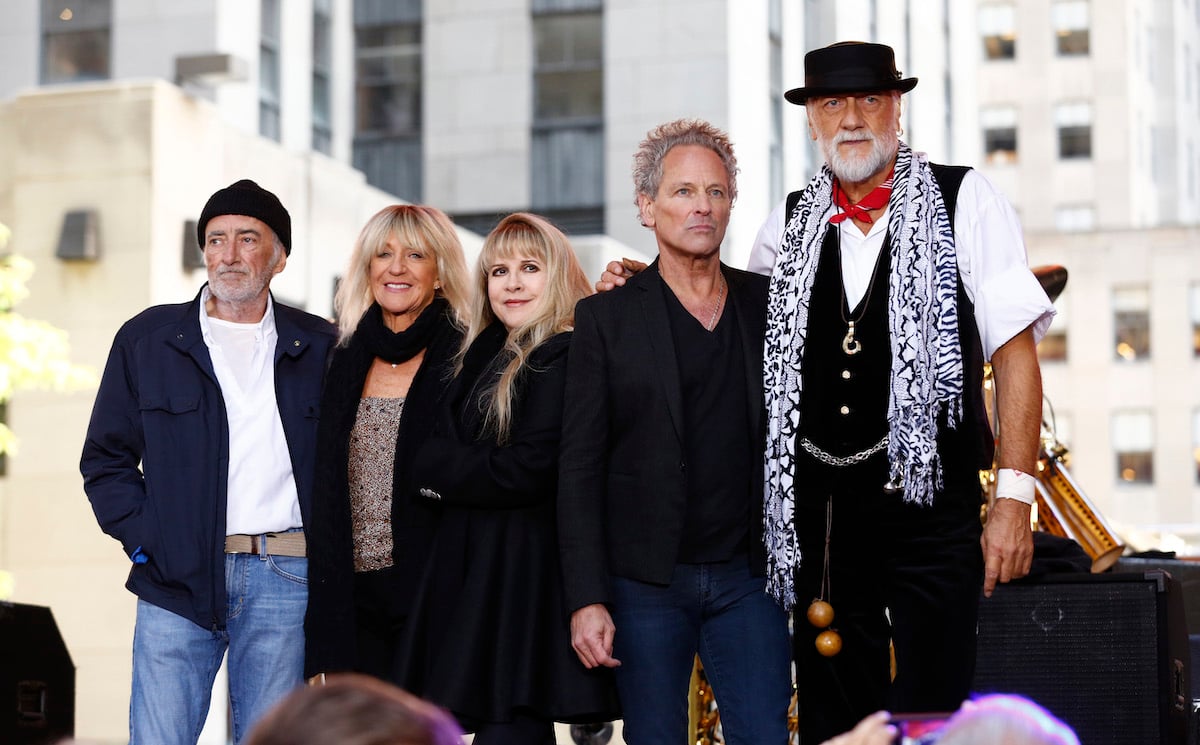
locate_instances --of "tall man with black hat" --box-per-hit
[752,42,1055,741]
[81,180,337,744]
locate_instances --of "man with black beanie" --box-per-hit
[81,180,337,744]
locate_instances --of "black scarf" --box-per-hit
[357,297,451,366]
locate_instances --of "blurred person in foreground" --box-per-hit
[400,213,619,743]
[81,180,335,743]
[245,673,464,745]
[305,205,471,685]
[820,694,1079,745]
[559,119,792,744]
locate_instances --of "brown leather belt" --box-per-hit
[224,532,306,558]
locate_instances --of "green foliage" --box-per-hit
[0,222,97,455]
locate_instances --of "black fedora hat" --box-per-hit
[784,41,917,105]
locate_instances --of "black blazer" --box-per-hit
[558,261,770,614]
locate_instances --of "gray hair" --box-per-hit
[631,119,738,225]
[937,695,1080,745]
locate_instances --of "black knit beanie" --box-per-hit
[196,179,292,255]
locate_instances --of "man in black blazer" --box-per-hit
[558,119,792,745]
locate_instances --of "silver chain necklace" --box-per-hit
[705,274,727,331]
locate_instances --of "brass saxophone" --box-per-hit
[981,361,1124,573]
[1033,423,1125,572]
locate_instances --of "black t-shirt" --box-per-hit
[662,276,752,563]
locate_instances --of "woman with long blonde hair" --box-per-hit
[305,204,471,687]
[400,213,619,744]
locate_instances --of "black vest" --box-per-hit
[789,165,993,499]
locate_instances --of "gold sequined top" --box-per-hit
[347,396,405,572]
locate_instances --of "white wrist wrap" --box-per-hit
[995,468,1036,506]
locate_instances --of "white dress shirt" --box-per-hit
[199,288,303,536]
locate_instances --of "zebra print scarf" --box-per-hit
[762,143,964,609]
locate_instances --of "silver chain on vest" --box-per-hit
[798,434,889,467]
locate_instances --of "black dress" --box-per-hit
[400,323,620,726]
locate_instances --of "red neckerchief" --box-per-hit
[829,169,895,224]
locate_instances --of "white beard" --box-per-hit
[820,129,898,184]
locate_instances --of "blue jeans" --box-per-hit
[610,556,792,745]
[130,551,308,745]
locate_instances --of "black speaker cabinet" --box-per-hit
[1116,558,1200,637]
[0,602,75,744]
[974,571,1189,745]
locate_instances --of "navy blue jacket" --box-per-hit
[80,287,336,631]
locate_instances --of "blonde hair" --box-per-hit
[463,213,592,443]
[334,205,471,345]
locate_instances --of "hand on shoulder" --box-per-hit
[595,258,648,293]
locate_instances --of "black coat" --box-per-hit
[303,304,462,678]
[398,323,620,725]
[557,262,770,614]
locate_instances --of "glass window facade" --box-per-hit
[1112,410,1154,485]
[353,2,423,201]
[980,5,1016,60]
[531,2,604,231]
[982,106,1018,165]
[1113,285,1150,362]
[260,0,282,142]
[1053,0,1090,56]
[1055,101,1092,159]
[40,0,111,84]
[312,0,333,154]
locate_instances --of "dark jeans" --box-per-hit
[610,555,792,745]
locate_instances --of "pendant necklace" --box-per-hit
[837,223,884,356]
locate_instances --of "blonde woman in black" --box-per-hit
[305,205,470,685]
[401,213,619,744]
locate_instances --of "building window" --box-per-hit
[40,0,111,84]
[1186,44,1193,105]
[1189,142,1196,201]
[1055,102,1092,159]
[980,4,1016,60]
[1037,294,1067,361]
[1054,205,1094,232]
[1053,0,1089,56]
[260,0,282,142]
[1193,409,1200,484]
[1113,285,1150,361]
[312,0,333,155]
[1112,410,1154,484]
[1190,283,1200,357]
[531,0,604,232]
[353,1,423,201]
[981,106,1018,165]
[768,0,784,206]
